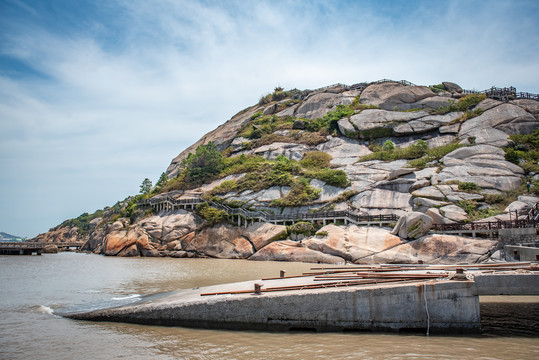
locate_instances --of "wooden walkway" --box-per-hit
[0,241,86,255]
[138,195,539,238]
[137,196,398,227]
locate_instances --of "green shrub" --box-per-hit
[300,151,332,168]
[305,168,350,188]
[288,221,316,235]
[458,182,479,191]
[382,140,395,152]
[360,139,429,162]
[315,231,328,237]
[196,203,229,225]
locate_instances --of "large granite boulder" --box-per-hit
[138,210,200,244]
[359,82,436,110]
[295,91,355,119]
[302,224,403,262]
[342,109,428,137]
[363,234,496,264]
[103,228,160,257]
[459,103,538,146]
[179,222,287,258]
[182,224,255,259]
[433,145,524,192]
[249,240,345,264]
[391,212,433,239]
[42,244,59,253]
[510,99,539,120]
[442,82,463,93]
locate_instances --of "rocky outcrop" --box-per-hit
[42,244,58,253]
[359,82,436,110]
[249,240,346,264]
[391,212,433,239]
[295,91,356,119]
[302,224,403,262]
[363,234,496,264]
[32,225,88,244]
[433,145,525,191]
[459,103,537,147]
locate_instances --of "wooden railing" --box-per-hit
[433,202,539,233]
[0,242,85,249]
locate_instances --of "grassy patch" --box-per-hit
[430,93,486,115]
[360,140,428,162]
[406,142,465,169]
[457,200,503,221]
[271,178,321,207]
[505,129,539,174]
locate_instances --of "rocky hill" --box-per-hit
[33,80,539,264]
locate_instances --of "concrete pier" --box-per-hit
[65,277,481,334]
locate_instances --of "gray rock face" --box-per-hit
[391,211,433,239]
[439,204,468,222]
[310,179,347,202]
[316,136,371,166]
[442,82,463,93]
[352,189,412,211]
[359,82,436,110]
[245,142,312,161]
[425,208,455,224]
[510,99,539,120]
[394,96,454,111]
[393,113,463,135]
[295,92,354,119]
[433,145,524,191]
[346,109,428,135]
[459,103,538,146]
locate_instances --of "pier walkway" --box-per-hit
[0,242,85,255]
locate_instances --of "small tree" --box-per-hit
[139,178,152,195]
[155,172,169,190]
[182,142,225,185]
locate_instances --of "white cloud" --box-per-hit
[1,0,538,236]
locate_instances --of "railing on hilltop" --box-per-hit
[433,203,539,233]
[312,79,538,102]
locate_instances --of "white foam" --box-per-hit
[111,294,141,301]
[37,305,54,314]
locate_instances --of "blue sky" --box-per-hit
[1,0,538,237]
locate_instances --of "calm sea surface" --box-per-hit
[1,252,538,360]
